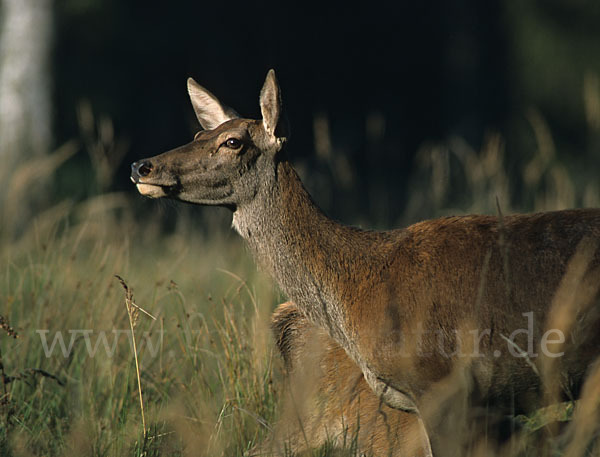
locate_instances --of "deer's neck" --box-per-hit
[232,160,377,347]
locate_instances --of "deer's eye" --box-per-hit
[223,138,242,150]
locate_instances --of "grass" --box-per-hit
[0,200,283,456]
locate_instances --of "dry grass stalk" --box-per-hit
[115,275,156,438]
[2,140,78,239]
[563,359,600,457]
[78,100,129,192]
[540,238,599,407]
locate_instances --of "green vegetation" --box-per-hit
[0,192,282,456]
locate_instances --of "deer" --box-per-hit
[131,70,600,456]
[268,300,430,456]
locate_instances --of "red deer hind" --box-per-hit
[131,70,600,456]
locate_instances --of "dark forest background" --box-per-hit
[12,0,600,226]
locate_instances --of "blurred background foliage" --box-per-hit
[2,0,599,231]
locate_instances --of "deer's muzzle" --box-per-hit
[130,159,179,198]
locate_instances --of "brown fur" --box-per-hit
[269,301,429,456]
[132,70,600,455]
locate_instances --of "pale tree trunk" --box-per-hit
[0,0,53,226]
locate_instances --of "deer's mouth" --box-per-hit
[131,174,182,199]
[136,183,168,198]
[134,180,182,198]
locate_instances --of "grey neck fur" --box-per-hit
[232,160,363,353]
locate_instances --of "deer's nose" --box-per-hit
[131,160,153,183]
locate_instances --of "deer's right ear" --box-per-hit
[260,69,287,144]
[187,78,238,130]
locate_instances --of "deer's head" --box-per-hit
[131,70,287,209]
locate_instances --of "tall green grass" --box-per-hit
[0,192,285,456]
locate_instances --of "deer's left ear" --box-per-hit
[259,69,287,143]
[188,78,239,130]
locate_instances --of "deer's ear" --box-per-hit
[259,69,286,141]
[187,78,238,130]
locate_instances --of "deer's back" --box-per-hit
[351,209,600,409]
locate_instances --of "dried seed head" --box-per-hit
[0,316,18,339]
